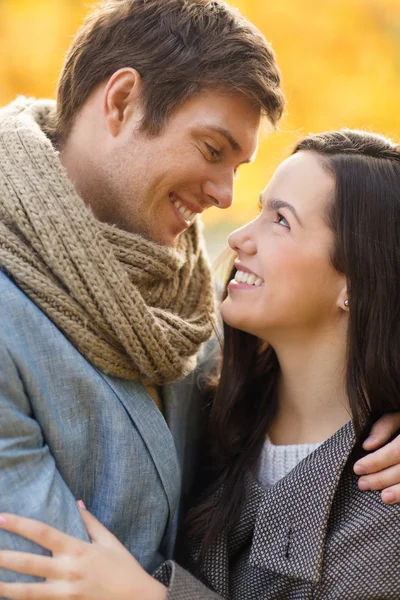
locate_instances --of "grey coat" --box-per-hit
[156,421,400,599]
[0,270,213,582]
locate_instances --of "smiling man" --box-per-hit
[0,0,284,582]
[64,86,261,246]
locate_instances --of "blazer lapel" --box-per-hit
[101,375,181,532]
[249,421,355,583]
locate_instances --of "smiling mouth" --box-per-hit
[169,193,197,225]
[233,269,264,287]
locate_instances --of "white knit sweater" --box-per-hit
[258,437,323,488]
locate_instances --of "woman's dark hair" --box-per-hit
[185,129,400,565]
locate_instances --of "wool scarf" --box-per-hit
[0,97,216,384]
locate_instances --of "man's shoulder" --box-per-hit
[0,270,39,318]
[0,271,61,350]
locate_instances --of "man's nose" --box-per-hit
[203,175,234,209]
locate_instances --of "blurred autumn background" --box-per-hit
[1,0,400,258]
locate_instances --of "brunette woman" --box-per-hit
[1,129,400,599]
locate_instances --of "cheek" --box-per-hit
[270,251,343,329]
[258,244,300,292]
[153,154,206,192]
[264,243,333,294]
[221,255,340,336]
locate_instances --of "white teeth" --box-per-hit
[234,270,264,286]
[235,270,243,283]
[171,196,196,222]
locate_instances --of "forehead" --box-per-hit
[262,151,335,216]
[169,89,261,157]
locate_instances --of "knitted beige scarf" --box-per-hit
[0,97,216,384]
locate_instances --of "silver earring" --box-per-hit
[344,299,349,308]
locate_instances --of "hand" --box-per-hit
[354,413,400,504]
[0,504,167,600]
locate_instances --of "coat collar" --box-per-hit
[197,421,355,595]
[249,421,355,584]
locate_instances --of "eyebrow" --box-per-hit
[261,195,303,226]
[207,125,242,153]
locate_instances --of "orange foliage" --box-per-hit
[0,0,399,228]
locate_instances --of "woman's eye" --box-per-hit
[205,143,221,161]
[273,213,290,229]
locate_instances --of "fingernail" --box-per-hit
[358,479,371,491]
[77,500,86,510]
[354,463,366,475]
[0,516,7,525]
[364,435,377,446]
[382,491,395,504]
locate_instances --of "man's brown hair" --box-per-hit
[53,0,285,142]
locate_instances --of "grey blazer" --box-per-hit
[156,421,400,599]
[0,271,213,582]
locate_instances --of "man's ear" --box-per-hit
[337,284,349,312]
[103,68,143,137]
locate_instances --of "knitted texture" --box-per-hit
[0,97,216,384]
[258,438,323,488]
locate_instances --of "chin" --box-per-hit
[221,302,245,331]
[166,235,180,248]
[148,222,183,247]
[132,225,178,247]
[156,233,179,247]
[220,302,263,337]
[222,318,260,338]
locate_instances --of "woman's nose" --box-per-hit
[228,223,257,255]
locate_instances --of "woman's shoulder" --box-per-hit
[319,463,400,597]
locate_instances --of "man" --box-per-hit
[0,0,284,580]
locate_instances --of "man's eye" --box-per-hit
[273,213,290,229]
[205,143,221,160]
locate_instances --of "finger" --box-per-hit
[381,484,400,505]
[363,413,400,450]
[0,550,64,579]
[0,514,85,555]
[354,434,400,475]
[358,464,400,492]
[0,581,64,600]
[78,506,123,549]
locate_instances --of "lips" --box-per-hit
[232,262,265,287]
[169,193,198,224]
[234,269,264,286]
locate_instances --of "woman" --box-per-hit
[1,129,400,599]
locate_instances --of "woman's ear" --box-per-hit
[103,68,144,137]
[337,285,349,312]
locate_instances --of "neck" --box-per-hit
[58,100,111,224]
[60,130,101,208]
[59,134,88,200]
[268,321,350,445]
